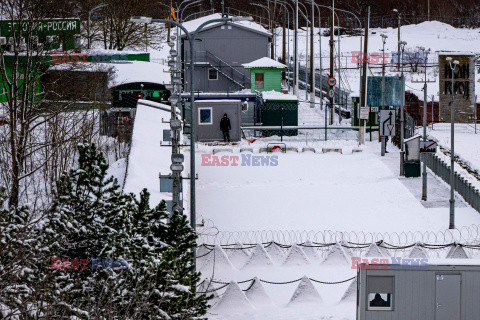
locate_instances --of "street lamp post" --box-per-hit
[87,3,107,49]
[393,9,401,71]
[420,46,430,201]
[446,56,459,229]
[399,40,407,175]
[251,3,274,59]
[380,34,388,156]
[130,15,252,267]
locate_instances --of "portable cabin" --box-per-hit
[195,100,242,142]
[357,260,480,320]
[242,57,286,93]
[258,91,298,136]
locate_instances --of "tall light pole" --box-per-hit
[309,0,315,108]
[294,0,299,95]
[275,1,292,89]
[87,3,107,49]
[380,34,387,156]
[251,3,275,58]
[446,56,459,229]
[130,15,252,268]
[399,40,407,175]
[329,0,335,125]
[295,1,310,100]
[393,9,401,71]
[251,3,274,58]
[306,0,324,110]
[420,46,430,201]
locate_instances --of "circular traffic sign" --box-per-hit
[328,77,336,87]
[328,89,335,99]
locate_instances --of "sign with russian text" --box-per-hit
[0,19,80,37]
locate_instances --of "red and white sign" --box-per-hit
[328,89,335,99]
[328,77,336,87]
[420,140,437,153]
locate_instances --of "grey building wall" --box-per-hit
[195,100,242,142]
[358,264,480,320]
[183,23,270,92]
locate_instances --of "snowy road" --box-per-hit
[191,141,480,234]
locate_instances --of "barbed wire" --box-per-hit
[198,225,480,247]
[198,275,357,294]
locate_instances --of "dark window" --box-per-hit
[367,276,394,311]
[199,108,212,125]
[255,73,264,89]
[208,68,218,80]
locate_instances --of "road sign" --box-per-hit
[328,77,336,87]
[420,140,437,153]
[379,110,396,136]
[371,107,379,113]
[360,107,369,120]
[328,89,335,99]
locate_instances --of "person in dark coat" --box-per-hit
[370,293,388,307]
[220,113,231,142]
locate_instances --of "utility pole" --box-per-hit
[359,3,370,144]
[309,0,315,108]
[329,0,334,125]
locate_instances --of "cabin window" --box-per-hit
[208,68,218,80]
[198,107,212,125]
[255,73,264,89]
[367,276,394,311]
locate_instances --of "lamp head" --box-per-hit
[453,60,460,65]
[446,57,452,62]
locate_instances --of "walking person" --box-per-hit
[220,113,231,142]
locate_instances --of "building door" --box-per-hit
[435,274,461,320]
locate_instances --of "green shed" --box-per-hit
[259,91,298,137]
[243,57,286,93]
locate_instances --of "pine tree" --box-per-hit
[160,211,211,319]
[0,187,47,318]
[42,142,137,318]
[38,142,209,319]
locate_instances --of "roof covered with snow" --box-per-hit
[181,13,271,37]
[243,57,287,69]
[437,52,476,56]
[49,60,170,88]
[261,91,298,101]
[110,61,170,88]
